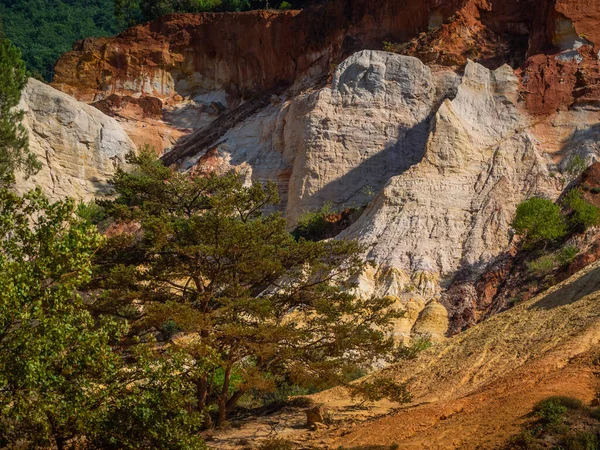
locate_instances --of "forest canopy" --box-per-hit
[0,0,123,80]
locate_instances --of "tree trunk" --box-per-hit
[216,365,232,427]
[55,437,67,450]
[226,389,245,411]
[195,376,208,411]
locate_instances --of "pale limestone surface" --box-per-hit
[19,52,582,339]
[16,79,136,201]
[342,60,560,301]
[175,53,568,339]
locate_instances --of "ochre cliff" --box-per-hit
[51,0,600,152]
[31,0,600,337]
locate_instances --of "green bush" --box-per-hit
[0,0,123,80]
[279,1,292,8]
[349,376,412,406]
[566,154,588,177]
[563,189,600,230]
[535,398,568,426]
[395,336,432,360]
[589,407,600,421]
[513,197,567,248]
[507,430,542,450]
[292,202,334,241]
[543,396,586,411]
[557,246,580,267]
[76,201,108,225]
[562,431,599,450]
[526,255,556,276]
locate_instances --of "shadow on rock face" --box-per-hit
[529,265,600,311]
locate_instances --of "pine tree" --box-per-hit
[91,150,401,426]
[0,37,40,186]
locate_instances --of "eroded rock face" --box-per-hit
[159,53,558,339]
[16,79,136,201]
[41,0,600,336]
[341,60,558,298]
[284,51,452,225]
[50,0,594,153]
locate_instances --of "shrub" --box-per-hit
[566,154,588,177]
[543,396,586,411]
[395,336,433,360]
[382,41,407,54]
[279,1,292,8]
[507,296,523,306]
[513,197,567,248]
[76,201,108,225]
[535,398,568,426]
[590,407,600,421]
[562,430,599,450]
[253,381,315,409]
[563,189,600,230]
[557,246,580,267]
[507,430,542,449]
[526,255,556,276]
[160,318,182,339]
[292,203,365,241]
[292,202,334,241]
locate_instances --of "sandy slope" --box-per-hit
[210,261,600,449]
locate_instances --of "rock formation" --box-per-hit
[50,0,600,153]
[16,79,136,201]
[28,0,600,336]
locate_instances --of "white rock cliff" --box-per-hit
[16,79,136,201]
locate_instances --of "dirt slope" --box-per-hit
[211,260,600,449]
[333,260,600,448]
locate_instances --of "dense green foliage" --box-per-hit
[512,197,567,248]
[0,0,326,79]
[0,189,204,449]
[292,203,365,242]
[0,47,203,448]
[91,150,400,426]
[0,0,123,80]
[563,188,600,230]
[348,375,412,406]
[508,396,600,450]
[0,37,39,185]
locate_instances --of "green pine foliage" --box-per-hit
[563,189,600,230]
[0,0,123,80]
[0,37,40,185]
[90,150,402,426]
[512,197,567,248]
[116,0,316,25]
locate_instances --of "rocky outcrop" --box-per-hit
[50,0,600,153]
[39,0,600,335]
[130,49,598,339]
[16,79,136,201]
[51,2,453,152]
[155,52,565,339]
[345,59,559,291]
